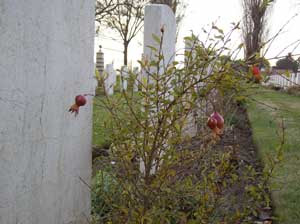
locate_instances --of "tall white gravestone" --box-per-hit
[140,4,176,174]
[144,4,176,71]
[0,1,94,223]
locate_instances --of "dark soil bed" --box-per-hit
[171,104,273,223]
[214,105,272,222]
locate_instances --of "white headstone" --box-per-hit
[121,66,129,91]
[105,64,116,95]
[140,4,176,174]
[0,1,94,223]
[144,4,176,73]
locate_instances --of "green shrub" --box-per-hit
[92,28,281,223]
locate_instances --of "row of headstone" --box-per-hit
[267,73,300,88]
[103,64,142,95]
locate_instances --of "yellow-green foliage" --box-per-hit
[92,28,278,223]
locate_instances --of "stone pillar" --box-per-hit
[0,1,94,223]
[144,4,176,73]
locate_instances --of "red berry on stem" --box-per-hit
[75,95,86,107]
[252,66,260,76]
[211,112,224,129]
[69,95,87,116]
[207,117,217,130]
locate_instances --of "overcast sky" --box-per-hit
[95,0,300,68]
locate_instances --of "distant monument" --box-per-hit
[96,45,104,75]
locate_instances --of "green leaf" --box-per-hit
[152,34,161,44]
[146,45,157,52]
[284,70,291,78]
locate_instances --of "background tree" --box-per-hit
[150,0,183,14]
[241,0,275,61]
[95,0,187,65]
[97,0,146,65]
[95,0,119,24]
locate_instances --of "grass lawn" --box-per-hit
[247,87,300,223]
[92,93,113,148]
[92,90,138,148]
